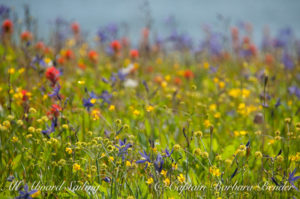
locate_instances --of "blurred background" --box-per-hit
[1,0,300,46]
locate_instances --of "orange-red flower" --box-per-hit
[45,66,60,86]
[110,40,121,52]
[20,31,33,42]
[2,19,13,34]
[88,50,98,63]
[35,41,45,51]
[183,70,194,79]
[174,77,182,85]
[21,90,29,102]
[64,49,74,60]
[130,49,139,59]
[49,104,62,118]
[71,22,80,34]
[265,53,274,65]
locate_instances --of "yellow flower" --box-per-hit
[31,190,41,198]
[203,61,210,69]
[204,120,211,128]
[146,177,154,185]
[77,80,85,85]
[194,131,203,138]
[126,161,131,167]
[209,104,216,111]
[8,68,15,74]
[73,163,81,171]
[163,178,170,186]
[161,81,167,88]
[214,112,221,118]
[177,174,185,183]
[146,105,154,112]
[194,148,201,156]
[173,144,181,151]
[133,109,140,116]
[219,81,225,89]
[109,156,114,161]
[161,170,167,177]
[90,98,97,104]
[255,151,262,158]
[91,109,101,120]
[66,147,73,154]
[172,163,178,170]
[28,126,35,133]
[12,136,18,143]
[109,105,115,111]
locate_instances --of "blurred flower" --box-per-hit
[2,19,13,34]
[15,184,37,199]
[45,66,60,87]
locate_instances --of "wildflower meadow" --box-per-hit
[0,2,299,199]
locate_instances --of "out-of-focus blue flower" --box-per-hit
[83,98,94,111]
[97,23,118,43]
[136,150,151,168]
[103,177,111,183]
[15,184,37,199]
[49,84,61,100]
[99,90,112,104]
[154,154,164,173]
[274,28,293,49]
[116,139,132,161]
[288,168,300,191]
[288,86,300,100]
[163,148,173,158]
[282,53,294,70]
[0,5,10,18]
[42,118,57,138]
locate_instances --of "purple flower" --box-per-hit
[48,84,61,100]
[99,90,112,104]
[15,184,37,199]
[136,150,151,168]
[288,168,300,191]
[288,86,300,100]
[42,118,57,138]
[282,53,294,70]
[154,154,164,173]
[116,139,132,161]
[163,148,173,158]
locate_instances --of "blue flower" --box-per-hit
[82,98,94,112]
[99,90,112,104]
[154,154,164,173]
[288,168,300,191]
[48,84,61,100]
[42,118,57,138]
[15,184,37,199]
[163,148,173,158]
[116,139,132,161]
[136,150,151,168]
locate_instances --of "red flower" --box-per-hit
[49,104,62,118]
[21,90,29,102]
[174,77,182,85]
[265,53,274,65]
[130,49,139,59]
[2,19,13,34]
[45,66,60,86]
[88,50,98,62]
[20,31,33,42]
[35,41,45,51]
[57,57,65,65]
[64,49,74,60]
[110,40,121,52]
[71,22,80,34]
[249,44,257,56]
[183,70,194,79]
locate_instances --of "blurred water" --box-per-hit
[1,0,300,46]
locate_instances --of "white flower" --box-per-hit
[124,79,138,88]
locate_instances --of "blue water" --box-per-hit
[1,0,300,45]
